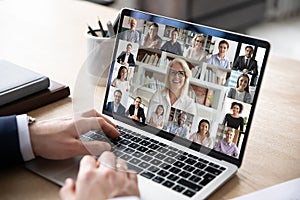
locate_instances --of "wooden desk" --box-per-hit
[0,1,299,199]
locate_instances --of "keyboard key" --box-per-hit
[140,171,155,179]
[144,149,156,156]
[120,139,131,145]
[137,146,148,152]
[194,169,205,177]
[178,178,202,191]
[131,137,142,143]
[179,171,191,178]
[158,142,167,147]
[172,185,185,193]
[169,167,181,174]
[164,157,176,164]
[208,162,220,168]
[189,175,201,183]
[148,144,160,150]
[123,148,135,154]
[177,150,184,154]
[167,174,179,182]
[205,166,222,176]
[129,158,141,165]
[189,154,198,160]
[127,162,143,173]
[128,143,140,149]
[183,165,195,172]
[175,155,187,161]
[153,176,164,183]
[140,135,148,140]
[122,134,133,140]
[156,153,166,160]
[115,144,126,151]
[199,173,216,186]
[141,155,152,162]
[131,132,141,137]
[185,158,197,165]
[158,170,169,177]
[166,150,177,157]
[157,147,168,153]
[183,189,196,197]
[148,165,160,173]
[149,139,159,144]
[120,154,132,161]
[220,166,226,171]
[150,159,162,166]
[159,163,171,170]
[114,151,124,157]
[168,146,178,152]
[194,162,206,169]
[162,180,175,188]
[132,151,143,158]
[173,161,185,168]
[139,140,151,146]
[199,158,209,164]
[138,162,150,169]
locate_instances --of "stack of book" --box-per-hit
[0,60,70,116]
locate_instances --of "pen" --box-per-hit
[106,20,115,37]
[87,24,97,37]
[97,16,105,37]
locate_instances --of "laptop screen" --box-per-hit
[103,8,270,167]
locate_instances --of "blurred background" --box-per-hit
[88,0,300,61]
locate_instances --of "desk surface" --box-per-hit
[0,0,300,199]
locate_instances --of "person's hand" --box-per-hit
[120,61,129,67]
[242,69,249,73]
[131,115,139,122]
[60,152,140,200]
[29,109,120,160]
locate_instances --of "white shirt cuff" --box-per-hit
[16,114,35,161]
[109,196,140,200]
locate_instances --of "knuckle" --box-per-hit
[80,169,96,182]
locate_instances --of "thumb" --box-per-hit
[60,178,75,200]
[81,141,111,156]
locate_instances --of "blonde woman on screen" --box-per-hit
[184,34,207,62]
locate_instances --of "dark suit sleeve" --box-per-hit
[126,104,133,116]
[0,115,24,166]
[139,108,146,124]
[106,102,112,112]
[232,56,242,70]
[119,105,126,115]
[128,54,135,66]
[249,59,258,75]
[117,52,125,64]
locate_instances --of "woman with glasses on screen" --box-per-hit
[147,58,196,129]
[183,34,208,62]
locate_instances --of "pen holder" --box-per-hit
[85,29,110,86]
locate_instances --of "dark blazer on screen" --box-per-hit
[126,104,146,124]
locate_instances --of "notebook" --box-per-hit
[0,60,50,106]
[25,8,270,199]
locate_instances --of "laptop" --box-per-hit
[25,8,270,199]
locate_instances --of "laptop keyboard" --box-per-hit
[80,125,226,198]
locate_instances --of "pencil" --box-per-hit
[106,20,115,37]
[97,16,105,37]
[87,24,97,37]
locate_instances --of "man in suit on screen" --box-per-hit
[232,46,258,86]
